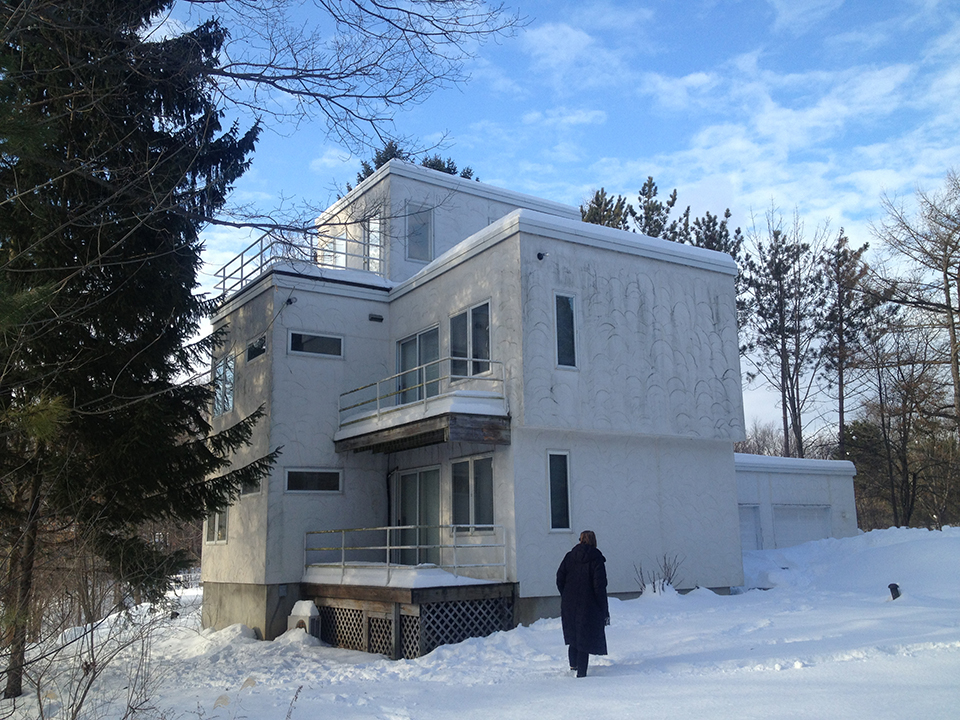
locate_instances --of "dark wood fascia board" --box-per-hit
[301,581,517,606]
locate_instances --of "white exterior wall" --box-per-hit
[512,214,746,596]
[735,453,858,550]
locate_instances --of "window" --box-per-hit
[212,354,235,416]
[548,452,570,530]
[450,302,490,376]
[452,456,494,528]
[319,233,347,267]
[397,327,439,403]
[246,335,266,362]
[286,469,341,493]
[240,477,261,496]
[289,332,342,357]
[205,511,227,543]
[555,294,577,368]
[407,207,433,262]
[363,215,383,273]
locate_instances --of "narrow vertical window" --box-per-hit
[407,207,432,261]
[548,452,570,530]
[213,354,235,416]
[363,215,382,273]
[451,456,494,529]
[450,302,490,377]
[555,294,577,368]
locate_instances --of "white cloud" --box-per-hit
[520,22,635,92]
[764,0,845,34]
[309,148,353,173]
[522,108,607,127]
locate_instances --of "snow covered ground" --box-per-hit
[6,527,959,719]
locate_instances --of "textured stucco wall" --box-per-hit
[519,232,744,439]
[201,285,274,585]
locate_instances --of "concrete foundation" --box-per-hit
[202,582,301,640]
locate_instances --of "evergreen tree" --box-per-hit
[690,209,750,332]
[744,211,826,457]
[0,1,276,696]
[819,231,875,457]
[635,177,690,242]
[580,188,634,230]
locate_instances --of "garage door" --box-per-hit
[773,504,831,549]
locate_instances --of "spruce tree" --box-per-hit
[0,0,275,696]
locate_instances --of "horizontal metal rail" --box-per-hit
[304,524,507,582]
[338,357,506,427]
[215,231,386,299]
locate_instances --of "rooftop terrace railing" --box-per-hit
[214,231,385,299]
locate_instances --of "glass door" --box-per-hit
[397,327,439,404]
[396,468,440,565]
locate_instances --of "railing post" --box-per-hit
[452,526,459,577]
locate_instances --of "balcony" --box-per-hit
[334,357,510,453]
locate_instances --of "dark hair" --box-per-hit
[579,530,597,547]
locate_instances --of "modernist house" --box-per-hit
[200,161,857,654]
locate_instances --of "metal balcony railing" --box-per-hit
[304,524,507,582]
[338,357,506,427]
[214,232,385,299]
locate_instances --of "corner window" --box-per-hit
[452,456,494,528]
[548,452,571,530]
[450,302,490,376]
[212,354,235,416]
[407,207,433,262]
[205,511,227,543]
[289,332,342,357]
[555,294,577,368]
[286,469,342,493]
[246,335,266,362]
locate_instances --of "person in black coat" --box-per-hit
[556,530,609,677]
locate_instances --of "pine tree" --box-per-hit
[580,188,635,230]
[819,231,875,457]
[0,1,275,696]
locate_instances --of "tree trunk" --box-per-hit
[4,472,43,699]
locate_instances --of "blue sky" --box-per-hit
[200,0,960,426]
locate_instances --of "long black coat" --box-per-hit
[556,543,609,655]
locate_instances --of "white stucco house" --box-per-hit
[200,161,857,655]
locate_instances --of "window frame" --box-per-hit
[205,510,228,544]
[547,451,572,531]
[451,455,495,531]
[450,301,491,378]
[554,292,578,369]
[362,214,383,273]
[406,204,433,263]
[246,335,266,362]
[287,331,343,358]
[285,468,343,494]
[212,353,235,417]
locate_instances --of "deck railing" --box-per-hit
[338,357,506,427]
[304,524,507,582]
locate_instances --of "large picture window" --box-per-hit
[450,302,490,376]
[548,452,571,530]
[452,456,494,528]
[555,294,577,368]
[212,354,235,416]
